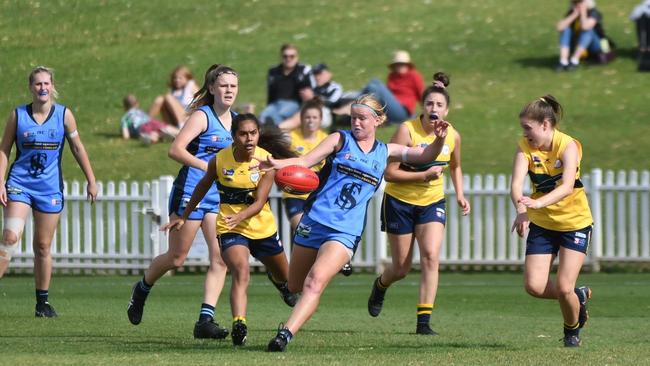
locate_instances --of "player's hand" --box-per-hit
[423,165,443,181]
[86,181,98,203]
[223,214,243,230]
[457,196,471,216]
[0,185,6,206]
[433,120,449,139]
[511,212,529,238]
[253,155,283,171]
[519,196,542,209]
[161,218,185,232]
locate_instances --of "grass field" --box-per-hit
[1,273,649,365]
[1,0,649,182]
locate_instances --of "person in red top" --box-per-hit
[362,50,424,124]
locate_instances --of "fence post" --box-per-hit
[152,176,173,260]
[590,169,602,272]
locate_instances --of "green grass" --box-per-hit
[1,273,649,365]
[1,0,648,182]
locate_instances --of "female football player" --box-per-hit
[367,72,470,335]
[510,95,592,347]
[0,66,97,317]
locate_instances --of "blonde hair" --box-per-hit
[169,65,194,89]
[352,94,387,125]
[28,66,59,100]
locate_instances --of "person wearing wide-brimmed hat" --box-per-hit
[361,50,425,124]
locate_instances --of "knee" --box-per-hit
[231,267,250,285]
[556,282,575,298]
[33,242,51,258]
[419,253,440,271]
[153,95,165,105]
[2,230,20,246]
[169,252,188,269]
[302,272,327,296]
[524,282,546,298]
[209,256,227,272]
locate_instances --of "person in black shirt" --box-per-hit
[260,44,315,126]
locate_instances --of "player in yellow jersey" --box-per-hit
[367,72,470,335]
[511,95,593,348]
[283,99,329,233]
[164,113,298,346]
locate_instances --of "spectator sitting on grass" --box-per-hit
[121,94,179,144]
[260,44,315,128]
[556,0,615,71]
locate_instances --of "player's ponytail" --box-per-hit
[189,65,238,111]
[231,114,297,159]
[421,71,450,105]
[519,94,564,127]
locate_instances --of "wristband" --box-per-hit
[401,147,409,163]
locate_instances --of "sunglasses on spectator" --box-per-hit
[282,54,297,59]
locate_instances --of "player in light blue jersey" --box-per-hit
[260,94,449,352]
[0,66,97,317]
[127,65,237,339]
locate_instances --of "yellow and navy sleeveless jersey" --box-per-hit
[215,145,277,239]
[6,104,66,195]
[283,128,328,200]
[173,106,235,202]
[304,130,388,236]
[384,119,456,206]
[518,130,593,231]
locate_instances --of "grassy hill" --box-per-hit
[1,0,648,182]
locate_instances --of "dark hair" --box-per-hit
[421,72,450,105]
[519,94,564,127]
[300,98,323,119]
[188,64,238,111]
[280,43,297,53]
[232,113,297,159]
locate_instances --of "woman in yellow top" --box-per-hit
[367,73,470,335]
[164,113,297,347]
[511,95,593,348]
[283,99,329,232]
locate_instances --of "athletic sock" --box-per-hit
[570,56,580,65]
[35,289,49,304]
[559,58,569,66]
[233,316,246,323]
[564,321,580,336]
[376,276,388,293]
[417,303,434,325]
[134,277,152,300]
[199,303,215,322]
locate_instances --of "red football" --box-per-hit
[275,165,319,194]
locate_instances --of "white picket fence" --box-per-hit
[6,169,650,274]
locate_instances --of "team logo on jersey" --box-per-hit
[335,182,362,210]
[28,153,47,177]
[442,144,450,155]
[51,198,61,206]
[554,160,563,168]
[23,131,32,138]
[296,223,312,238]
[223,168,235,176]
[372,160,381,172]
[6,186,23,194]
[296,146,305,153]
[532,155,541,163]
[250,171,260,183]
[436,207,446,219]
[343,153,357,162]
[48,129,57,139]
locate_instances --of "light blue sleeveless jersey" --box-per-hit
[172,106,235,202]
[304,130,387,236]
[6,104,66,195]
